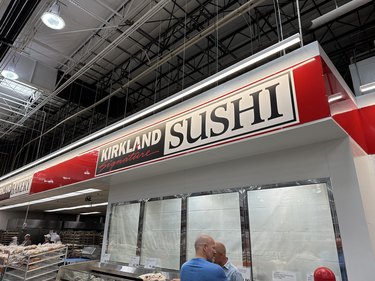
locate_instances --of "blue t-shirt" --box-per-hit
[222,261,243,281]
[180,258,227,281]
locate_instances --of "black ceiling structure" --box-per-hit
[0,1,42,62]
[0,0,374,177]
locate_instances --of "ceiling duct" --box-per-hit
[310,0,372,30]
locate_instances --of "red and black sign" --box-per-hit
[96,124,166,175]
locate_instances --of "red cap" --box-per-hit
[314,267,336,281]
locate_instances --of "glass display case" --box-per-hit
[104,179,348,281]
[57,261,180,281]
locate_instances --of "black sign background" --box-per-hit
[0,192,10,200]
[96,124,165,175]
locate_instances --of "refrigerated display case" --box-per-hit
[57,261,179,281]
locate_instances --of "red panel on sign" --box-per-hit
[360,105,375,154]
[30,150,98,194]
[322,60,357,116]
[293,56,331,123]
[333,109,368,152]
[320,58,370,153]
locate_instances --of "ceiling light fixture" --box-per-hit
[1,69,19,80]
[1,57,19,80]
[0,34,301,183]
[41,1,65,30]
[328,93,344,103]
[45,202,108,212]
[80,211,101,215]
[310,0,372,30]
[359,81,375,93]
[0,188,100,211]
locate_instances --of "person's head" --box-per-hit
[24,234,31,240]
[194,234,216,262]
[214,242,228,266]
[10,236,17,245]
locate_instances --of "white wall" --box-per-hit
[327,140,375,281]
[351,141,375,255]
[103,137,375,281]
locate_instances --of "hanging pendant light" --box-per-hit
[41,1,65,30]
[1,58,19,80]
[1,69,19,80]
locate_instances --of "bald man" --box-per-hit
[214,242,244,281]
[180,234,227,281]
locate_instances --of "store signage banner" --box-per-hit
[0,177,32,201]
[30,151,98,194]
[96,71,298,175]
[165,72,297,154]
[96,125,166,174]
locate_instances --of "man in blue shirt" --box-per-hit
[180,234,227,281]
[214,242,244,281]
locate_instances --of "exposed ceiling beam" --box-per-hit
[0,0,41,62]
